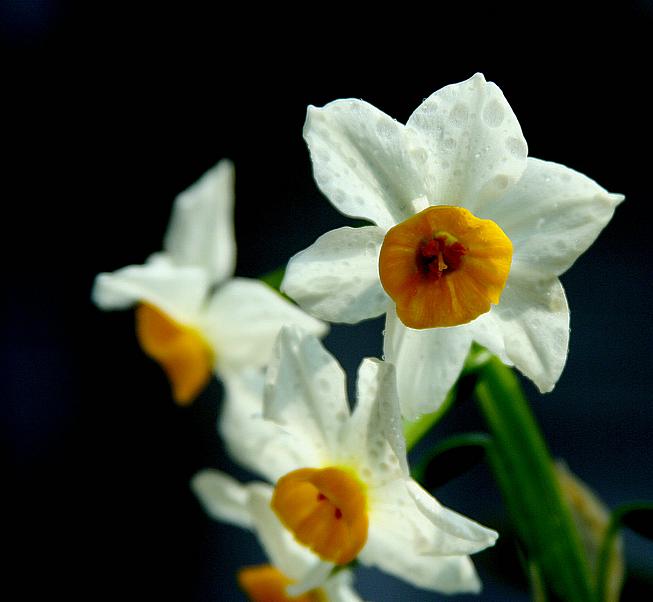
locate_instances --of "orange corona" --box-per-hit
[135,303,214,405]
[379,206,512,329]
[271,467,368,565]
[237,565,326,602]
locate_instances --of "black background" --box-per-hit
[3,2,653,600]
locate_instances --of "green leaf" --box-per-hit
[596,502,653,601]
[527,559,549,602]
[413,432,490,489]
[474,356,594,602]
[618,504,653,539]
[260,266,286,291]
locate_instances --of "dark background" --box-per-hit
[3,2,652,600]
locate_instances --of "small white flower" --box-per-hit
[282,73,624,419]
[220,325,496,595]
[192,470,363,601]
[93,160,327,404]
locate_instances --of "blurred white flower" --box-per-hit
[192,471,362,602]
[283,73,624,418]
[93,160,326,404]
[219,325,496,595]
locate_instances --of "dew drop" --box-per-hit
[493,174,510,190]
[450,103,469,127]
[411,147,428,163]
[376,118,396,138]
[505,136,527,158]
[443,137,456,150]
[482,99,505,127]
[365,241,378,256]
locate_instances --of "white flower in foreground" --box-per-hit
[282,73,624,419]
[92,160,326,404]
[220,325,496,595]
[192,470,363,602]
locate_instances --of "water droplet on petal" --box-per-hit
[482,99,505,127]
[450,103,469,127]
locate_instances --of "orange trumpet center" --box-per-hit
[135,303,214,405]
[379,206,512,329]
[271,467,368,565]
[237,565,326,602]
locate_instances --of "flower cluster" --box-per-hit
[94,74,622,600]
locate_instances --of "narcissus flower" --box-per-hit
[219,325,497,594]
[192,471,362,601]
[282,73,624,418]
[93,160,326,405]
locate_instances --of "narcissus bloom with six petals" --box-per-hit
[282,73,624,418]
[93,160,326,405]
[217,325,497,595]
[192,471,362,601]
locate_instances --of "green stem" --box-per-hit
[404,386,456,451]
[475,357,595,602]
[596,501,653,601]
[596,509,622,602]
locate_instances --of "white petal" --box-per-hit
[190,469,254,530]
[287,561,336,597]
[406,73,528,213]
[481,157,624,277]
[163,160,236,284]
[383,308,473,420]
[263,326,349,464]
[361,478,493,592]
[367,479,496,563]
[304,99,427,230]
[467,311,513,367]
[469,275,570,393]
[219,369,301,482]
[281,226,389,324]
[322,571,363,602]
[92,255,210,324]
[360,534,481,594]
[246,484,318,580]
[202,278,328,375]
[343,358,408,481]
[406,480,498,553]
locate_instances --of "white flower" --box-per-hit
[282,73,624,419]
[192,470,363,601]
[219,325,496,595]
[92,160,327,404]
